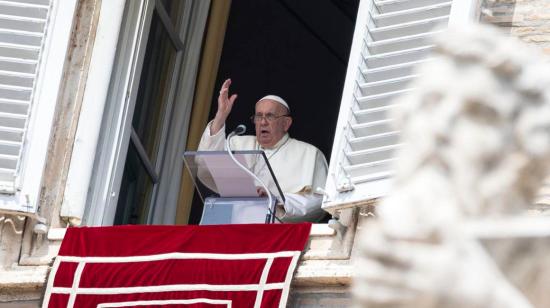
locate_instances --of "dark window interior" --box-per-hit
[209,0,359,159]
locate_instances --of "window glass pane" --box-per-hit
[131,12,177,166]
[115,142,154,225]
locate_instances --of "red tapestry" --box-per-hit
[43,223,311,308]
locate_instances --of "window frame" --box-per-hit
[77,0,153,226]
[112,1,186,225]
[81,0,211,226]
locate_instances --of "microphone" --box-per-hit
[226,124,246,140]
[233,124,246,136]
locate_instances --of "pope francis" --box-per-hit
[198,78,328,222]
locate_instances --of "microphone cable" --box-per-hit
[225,125,282,223]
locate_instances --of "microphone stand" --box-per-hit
[225,125,274,224]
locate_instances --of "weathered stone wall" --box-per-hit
[288,288,351,308]
[482,0,550,54]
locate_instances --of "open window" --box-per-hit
[80,0,211,226]
[70,0,482,228]
[186,0,361,224]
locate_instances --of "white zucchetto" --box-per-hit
[257,95,290,112]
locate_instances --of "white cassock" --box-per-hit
[198,121,328,222]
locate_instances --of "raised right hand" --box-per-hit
[211,79,238,135]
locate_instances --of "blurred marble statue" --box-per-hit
[354,24,550,308]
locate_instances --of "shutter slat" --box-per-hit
[0,98,29,114]
[0,29,43,46]
[0,126,24,142]
[359,75,416,96]
[369,16,449,41]
[357,88,413,109]
[354,105,398,125]
[345,144,400,166]
[0,153,18,169]
[344,158,396,179]
[351,119,394,137]
[0,44,40,60]
[0,15,46,33]
[362,59,429,82]
[0,58,37,73]
[0,71,34,87]
[0,111,27,128]
[364,45,434,68]
[6,0,50,5]
[0,85,31,100]
[367,30,442,54]
[375,0,450,13]
[0,139,21,155]
[372,2,452,27]
[348,171,394,185]
[0,2,49,19]
[348,131,400,151]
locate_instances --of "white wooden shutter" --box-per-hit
[323,0,481,210]
[0,0,51,194]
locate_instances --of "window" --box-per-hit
[323,0,482,211]
[186,0,359,224]
[114,5,182,224]
[80,0,211,226]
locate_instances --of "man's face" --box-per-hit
[254,100,292,148]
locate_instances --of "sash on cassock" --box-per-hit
[43,223,311,308]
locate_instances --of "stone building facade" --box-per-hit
[483,0,550,54]
[0,0,549,306]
